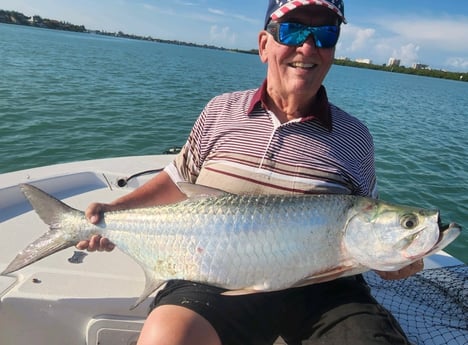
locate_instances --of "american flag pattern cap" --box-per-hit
[265,0,346,28]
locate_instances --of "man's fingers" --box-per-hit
[98,237,115,252]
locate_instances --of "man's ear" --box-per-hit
[258,31,269,63]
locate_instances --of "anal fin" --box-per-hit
[130,269,167,310]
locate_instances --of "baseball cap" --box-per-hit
[264,0,346,28]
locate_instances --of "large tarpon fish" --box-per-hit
[1,183,461,308]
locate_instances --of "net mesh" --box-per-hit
[364,265,468,345]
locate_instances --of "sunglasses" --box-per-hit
[266,22,340,48]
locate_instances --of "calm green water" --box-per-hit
[0,23,467,263]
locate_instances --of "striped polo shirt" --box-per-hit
[166,83,377,197]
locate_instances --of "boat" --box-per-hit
[0,155,466,345]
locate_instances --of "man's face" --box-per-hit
[259,6,339,100]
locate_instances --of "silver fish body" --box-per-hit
[1,183,461,308]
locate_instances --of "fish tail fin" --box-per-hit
[20,183,80,227]
[1,184,84,275]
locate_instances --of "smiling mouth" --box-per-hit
[290,62,317,69]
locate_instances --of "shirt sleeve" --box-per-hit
[163,162,185,184]
[165,96,215,184]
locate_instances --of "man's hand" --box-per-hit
[75,202,115,252]
[76,234,115,252]
[375,259,424,280]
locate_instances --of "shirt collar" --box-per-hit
[248,79,332,131]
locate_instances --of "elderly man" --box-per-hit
[79,1,421,344]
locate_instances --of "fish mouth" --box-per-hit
[416,220,462,259]
[438,219,457,234]
[435,220,462,246]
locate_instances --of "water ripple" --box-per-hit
[0,24,466,262]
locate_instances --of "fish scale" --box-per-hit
[95,195,357,288]
[1,183,461,308]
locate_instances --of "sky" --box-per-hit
[1,0,468,72]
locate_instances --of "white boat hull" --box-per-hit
[0,155,465,345]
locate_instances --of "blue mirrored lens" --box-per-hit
[277,23,339,48]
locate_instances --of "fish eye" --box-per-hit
[401,214,419,229]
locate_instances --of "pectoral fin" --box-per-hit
[290,266,363,288]
[222,266,365,296]
[221,288,261,296]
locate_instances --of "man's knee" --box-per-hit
[137,305,221,345]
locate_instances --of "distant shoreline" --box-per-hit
[0,9,258,55]
[333,59,467,83]
[1,9,466,82]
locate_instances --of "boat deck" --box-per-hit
[0,155,465,345]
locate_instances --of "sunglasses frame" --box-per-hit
[266,22,340,49]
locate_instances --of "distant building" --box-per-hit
[355,58,372,64]
[387,58,400,67]
[412,63,430,70]
[336,56,350,61]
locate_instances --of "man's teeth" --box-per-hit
[291,62,316,68]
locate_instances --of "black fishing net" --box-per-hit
[364,265,468,345]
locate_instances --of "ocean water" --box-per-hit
[0,23,467,263]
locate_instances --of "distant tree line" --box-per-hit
[0,9,251,53]
[93,29,235,52]
[334,59,467,83]
[1,9,467,81]
[0,10,86,32]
